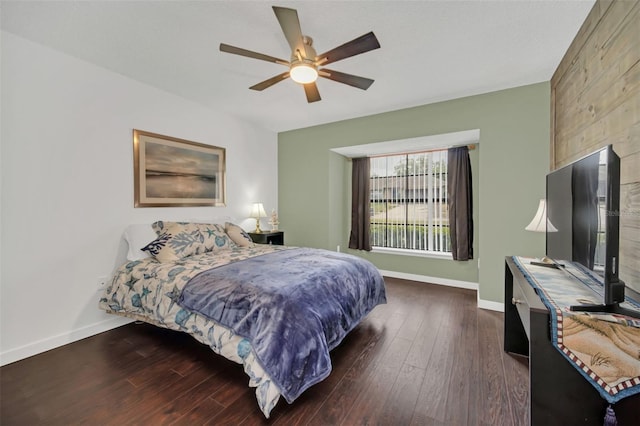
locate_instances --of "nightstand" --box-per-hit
[248,231,284,245]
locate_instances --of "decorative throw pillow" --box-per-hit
[225,222,255,247]
[144,221,235,262]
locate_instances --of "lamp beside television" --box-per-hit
[525,199,557,233]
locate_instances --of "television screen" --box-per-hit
[546,147,609,274]
[546,145,635,315]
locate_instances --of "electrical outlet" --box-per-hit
[97,275,109,291]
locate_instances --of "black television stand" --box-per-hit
[504,257,640,425]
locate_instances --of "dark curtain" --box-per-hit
[447,146,473,261]
[571,154,599,269]
[348,157,372,251]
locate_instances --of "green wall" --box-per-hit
[278,82,550,304]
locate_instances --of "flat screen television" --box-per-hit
[546,144,637,318]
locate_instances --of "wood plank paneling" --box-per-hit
[553,1,638,108]
[555,93,640,165]
[552,0,613,85]
[554,56,640,157]
[551,0,640,291]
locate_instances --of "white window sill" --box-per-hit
[371,246,453,260]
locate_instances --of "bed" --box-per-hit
[99,221,386,417]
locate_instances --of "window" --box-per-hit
[369,149,450,253]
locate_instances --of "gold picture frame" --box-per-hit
[133,130,226,207]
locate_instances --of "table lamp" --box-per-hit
[250,202,267,233]
[525,199,557,232]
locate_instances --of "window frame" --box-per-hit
[369,149,451,256]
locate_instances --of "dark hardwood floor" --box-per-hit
[0,278,529,425]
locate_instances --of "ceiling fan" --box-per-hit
[220,6,380,103]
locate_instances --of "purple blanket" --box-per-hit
[177,248,386,403]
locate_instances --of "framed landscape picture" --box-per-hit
[133,129,226,207]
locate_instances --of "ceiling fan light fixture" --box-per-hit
[290,63,318,84]
[220,6,380,102]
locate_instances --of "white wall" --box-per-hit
[0,32,278,365]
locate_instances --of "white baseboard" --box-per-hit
[0,316,133,366]
[380,269,505,312]
[379,269,478,290]
[477,298,505,312]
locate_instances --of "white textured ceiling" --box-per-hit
[1,0,595,132]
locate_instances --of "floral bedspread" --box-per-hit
[99,245,288,418]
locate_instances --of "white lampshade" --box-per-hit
[290,63,318,84]
[250,202,267,219]
[525,199,558,232]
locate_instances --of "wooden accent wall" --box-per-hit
[551,0,639,290]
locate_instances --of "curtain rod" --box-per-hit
[365,143,476,159]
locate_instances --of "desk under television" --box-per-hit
[504,256,640,426]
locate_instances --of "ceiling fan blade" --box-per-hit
[303,83,321,103]
[220,43,289,65]
[319,68,374,90]
[272,6,309,58]
[316,32,380,66]
[249,72,290,91]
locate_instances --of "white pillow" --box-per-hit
[123,224,157,261]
